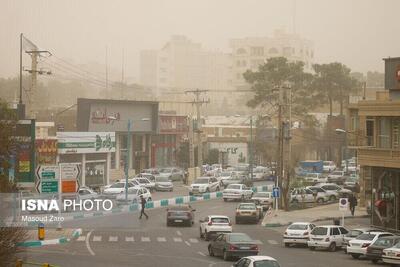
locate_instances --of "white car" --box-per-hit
[304,173,327,183]
[307,225,349,251]
[323,161,336,172]
[290,188,326,204]
[347,231,394,259]
[199,215,232,240]
[251,192,273,209]
[223,184,253,201]
[316,183,352,200]
[131,177,156,192]
[217,171,235,183]
[232,256,281,267]
[115,186,152,205]
[327,170,346,184]
[306,186,331,202]
[189,177,220,195]
[154,176,173,191]
[284,222,315,246]
[382,242,400,265]
[78,187,98,200]
[102,181,138,197]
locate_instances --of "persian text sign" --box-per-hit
[57,132,115,154]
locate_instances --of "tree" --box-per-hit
[0,99,27,265]
[312,63,361,116]
[244,57,315,116]
[366,71,384,88]
[176,142,189,169]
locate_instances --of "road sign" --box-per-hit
[41,180,59,193]
[62,180,77,193]
[272,187,280,198]
[339,198,349,211]
[60,164,80,180]
[36,165,59,180]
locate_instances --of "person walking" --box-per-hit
[349,194,358,216]
[139,195,148,219]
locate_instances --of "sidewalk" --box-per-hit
[17,228,81,247]
[262,203,368,227]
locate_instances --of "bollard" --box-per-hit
[42,264,50,267]
[16,259,23,267]
[38,222,45,241]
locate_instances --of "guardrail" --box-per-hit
[15,259,58,267]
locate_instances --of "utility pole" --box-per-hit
[105,46,109,99]
[121,48,125,99]
[249,116,254,180]
[18,33,24,119]
[276,87,284,210]
[185,89,209,169]
[188,116,195,168]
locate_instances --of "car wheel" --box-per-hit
[216,186,220,191]
[309,246,315,250]
[223,250,230,261]
[285,243,290,247]
[329,195,336,201]
[147,197,152,201]
[206,188,210,193]
[241,195,245,201]
[317,198,324,204]
[199,228,204,239]
[166,221,171,227]
[351,254,360,259]
[205,231,209,241]
[235,217,240,224]
[329,242,336,252]
[208,246,214,256]
[223,198,227,202]
[371,259,378,264]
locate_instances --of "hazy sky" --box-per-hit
[1,0,398,81]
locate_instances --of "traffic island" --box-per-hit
[17,228,82,248]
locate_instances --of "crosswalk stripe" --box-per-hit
[125,237,134,242]
[93,236,102,242]
[185,241,191,246]
[176,231,182,236]
[109,236,118,242]
[189,238,199,243]
[157,237,166,242]
[77,236,86,241]
[268,240,278,245]
[141,237,150,242]
[173,237,182,242]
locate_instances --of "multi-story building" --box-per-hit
[347,57,400,232]
[230,29,314,89]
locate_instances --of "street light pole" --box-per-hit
[250,116,253,180]
[125,119,131,201]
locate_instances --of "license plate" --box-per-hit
[241,246,250,250]
[174,220,183,222]
[388,252,396,256]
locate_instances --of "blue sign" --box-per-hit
[272,187,280,198]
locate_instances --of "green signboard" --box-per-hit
[42,171,56,179]
[41,180,58,193]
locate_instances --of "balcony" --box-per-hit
[358,147,400,168]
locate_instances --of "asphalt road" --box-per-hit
[19,194,375,267]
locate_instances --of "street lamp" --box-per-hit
[335,128,348,174]
[108,116,150,201]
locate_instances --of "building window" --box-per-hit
[378,117,391,149]
[392,119,400,149]
[250,47,264,56]
[268,48,278,54]
[366,119,375,146]
[236,48,246,55]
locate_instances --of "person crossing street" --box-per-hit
[139,195,149,219]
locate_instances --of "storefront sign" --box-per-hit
[57,132,115,154]
[36,139,57,164]
[15,120,35,184]
[159,115,188,134]
[62,180,77,193]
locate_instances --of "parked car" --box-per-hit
[366,236,400,264]
[208,233,259,261]
[232,256,280,267]
[159,167,184,181]
[220,174,246,188]
[137,173,156,182]
[154,175,173,192]
[382,241,400,265]
[141,168,160,175]
[283,222,315,247]
[342,228,382,252]
[323,161,336,172]
[306,186,331,202]
[189,177,220,195]
[327,171,346,184]
[235,202,260,224]
[252,166,271,181]
[223,184,253,202]
[216,171,235,182]
[347,231,394,259]
[290,188,326,204]
[102,181,138,198]
[115,186,152,205]
[307,225,349,251]
[78,187,98,200]
[316,183,352,200]
[199,215,232,241]
[251,192,273,210]
[166,205,196,227]
[131,177,155,192]
[304,173,327,183]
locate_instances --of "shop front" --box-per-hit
[371,167,400,232]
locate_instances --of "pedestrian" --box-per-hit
[349,194,358,216]
[139,195,148,219]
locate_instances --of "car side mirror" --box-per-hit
[192,209,196,212]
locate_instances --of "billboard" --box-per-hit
[208,142,248,166]
[57,132,116,154]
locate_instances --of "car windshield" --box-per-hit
[211,217,229,223]
[332,171,342,175]
[373,238,395,247]
[159,168,172,173]
[138,179,149,184]
[254,261,280,267]
[228,233,252,242]
[253,192,270,198]
[288,224,308,230]
[356,233,376,240]
[127,188,138,194]
[395,241,400,248]
[110,183,124,188]
[227,184,241,190]
[312,227,328,235]
[194,178,209,184]
[155,177,169,182]
[238,204,256,210]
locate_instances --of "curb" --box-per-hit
[17,228,82,248]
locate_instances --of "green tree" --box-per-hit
[312,63,361,116]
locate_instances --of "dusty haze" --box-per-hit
[1,0,398,80]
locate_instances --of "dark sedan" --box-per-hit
[366,236,400,264]
[166,205,196,227]
[208,233,259,261]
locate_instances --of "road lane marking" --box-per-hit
[109,236,118,242]
[185,241,191,246]
[157,237,166,242]
[141,237,150,242]
[85,230,95,256]
[77,236,86,242]
[267,240,278,245]
[176,231,182,236]
[189,238,199,243]
[125,237,134,242]
[93,236,102,242]
[173,237,182,242]
[197,252,206,257]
